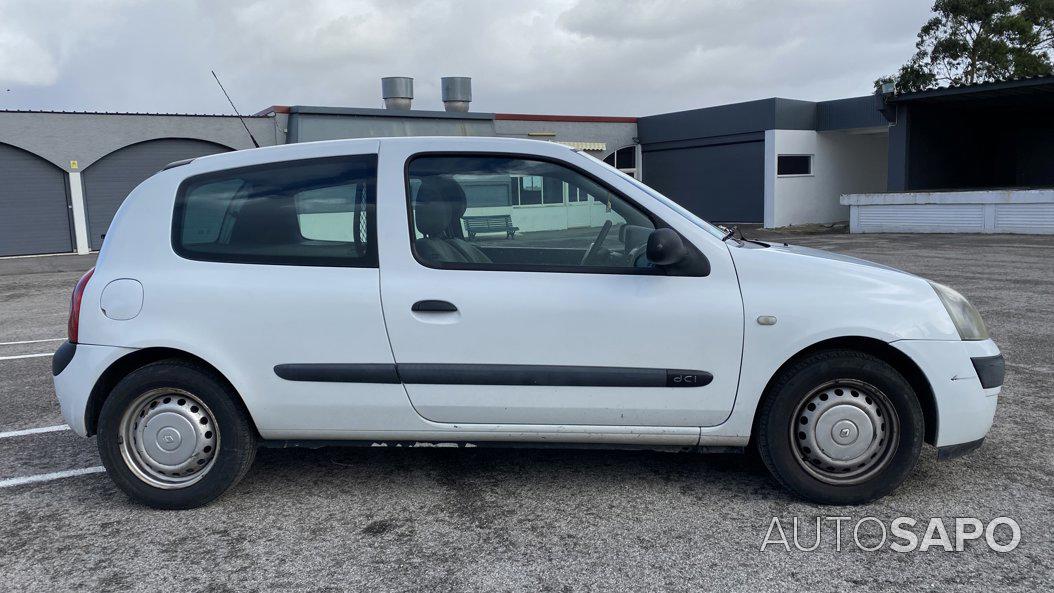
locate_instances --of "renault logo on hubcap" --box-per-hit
[831,419,859,445]
[156,427,182,451]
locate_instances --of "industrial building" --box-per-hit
[1,75,1052,257]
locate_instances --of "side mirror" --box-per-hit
[646,228,688,266]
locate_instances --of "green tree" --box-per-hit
[877,0,1054,93]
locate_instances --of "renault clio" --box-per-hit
[52,137,1003,509]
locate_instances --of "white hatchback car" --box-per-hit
[53,137,1003,509]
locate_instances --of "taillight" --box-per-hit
[68,267,95,344]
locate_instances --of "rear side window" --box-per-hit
[173,155,377,267]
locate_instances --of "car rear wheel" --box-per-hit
[756,349,924,505]
[97,360,257,509]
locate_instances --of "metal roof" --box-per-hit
[496,113,637,123]
[890,75,1054,103]
[260,105,636,123]
[287,105,494,120]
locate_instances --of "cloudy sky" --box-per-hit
[0,0,933,116]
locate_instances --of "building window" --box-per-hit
[603,145,638,178]
[777,154,812,176]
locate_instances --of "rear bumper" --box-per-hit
[52,342,135,437]
[892,338,1002,450]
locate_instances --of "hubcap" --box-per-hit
[118,388,219,489]
[790,380,899,485]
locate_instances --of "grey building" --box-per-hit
[269,77,638,167]
[266,106,637,173]
[639,75,1054,231]
[0,110,285,256]
[0,77,636,258]
[637,96,889,226]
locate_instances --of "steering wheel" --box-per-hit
[580,220,613,265]
[624,243,649,267]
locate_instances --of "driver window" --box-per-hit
[407,155,656,271]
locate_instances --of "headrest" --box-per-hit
[229,196,300,246]
[415,178,455,237]
[435,176,468,219]
[415,176,466,238]
[415,201,453,237]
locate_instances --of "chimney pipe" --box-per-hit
[441,77,472,112]
[381,77,413,110]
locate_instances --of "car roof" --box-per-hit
[166,136,582,178]
[191,135,573,165]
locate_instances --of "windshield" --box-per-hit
[579,150,728,240]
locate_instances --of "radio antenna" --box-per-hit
[211,70,260,148]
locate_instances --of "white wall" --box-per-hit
[843,189,1054,234]
[764,129,888,228]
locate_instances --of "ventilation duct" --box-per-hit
[441,77,472,112]
[381,77,413,110]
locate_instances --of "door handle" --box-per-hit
[412,300,458,313]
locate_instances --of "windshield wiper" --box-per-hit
[719,224,770,246]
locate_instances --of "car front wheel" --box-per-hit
[97,360,257,509]
[756,349,924,505]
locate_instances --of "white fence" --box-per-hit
[841,189,1054,234]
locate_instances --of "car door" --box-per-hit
[376,139,744,427]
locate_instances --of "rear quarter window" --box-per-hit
[172,155,377,267]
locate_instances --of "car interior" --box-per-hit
[177,162,376,264]
[410,172,656,269]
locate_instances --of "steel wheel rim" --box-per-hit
[118,388,219,489]
[789,379,899,485]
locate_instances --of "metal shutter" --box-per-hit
[82,139,231,249]
[641,141,765,224]
[0,143,73,256]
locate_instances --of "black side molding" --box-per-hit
[52,341,77,376]
[275,363,713,388]
[273,363,399,384]
[937,437,985,461]
[971,354,1005,389]
[398,364,677,387]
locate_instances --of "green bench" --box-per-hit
[464,214,519,240]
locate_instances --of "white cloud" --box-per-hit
[0,0,933,115]
[0,30,59,86]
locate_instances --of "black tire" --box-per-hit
[97,360,257,509]
[756,349,924,505]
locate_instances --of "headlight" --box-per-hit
[929,281,988,340]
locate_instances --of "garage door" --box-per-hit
[641,140,764,223]
[0,143,73,257]
[82,138,232,249]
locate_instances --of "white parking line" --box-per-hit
[0,424,70,439]
[0,466,105,489]
[0,352,53,361]
[0,338,64,346]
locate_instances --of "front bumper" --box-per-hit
[892,338,1002,451]
[52,341,135,437]
[937,437,986,460]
